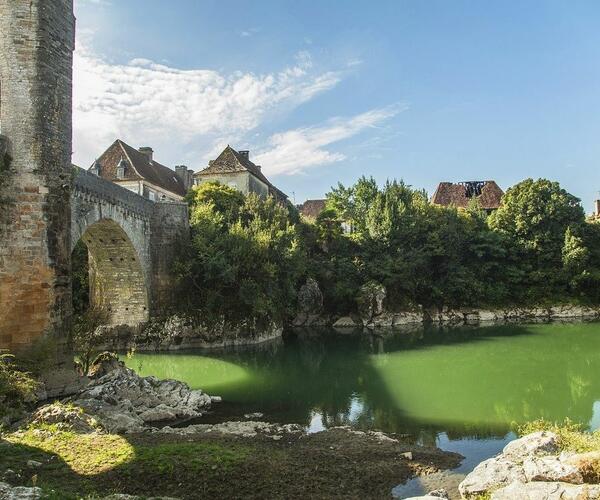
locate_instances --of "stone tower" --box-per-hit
[0,1,75,361]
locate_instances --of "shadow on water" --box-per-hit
[125,320,600,496]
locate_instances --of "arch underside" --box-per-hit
[79,218,149,326]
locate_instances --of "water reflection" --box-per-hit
[126,321,600,466]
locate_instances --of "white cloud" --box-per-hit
[73,42,341,167]
[253,104,405,176]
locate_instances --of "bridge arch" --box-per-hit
[75,218,149,325]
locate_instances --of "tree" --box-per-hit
[72,306,110,375]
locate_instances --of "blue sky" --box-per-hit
[73,0,600,211]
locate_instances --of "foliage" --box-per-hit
[0,353,38,420]
[304,176,600,314]
[176,183,304,331]
[518,418,600,454]
[71,307,110,375]
[71,239,90,316]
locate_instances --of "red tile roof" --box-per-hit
[431,181,504,210]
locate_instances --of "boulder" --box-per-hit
[458,457,527,498]
[333,316,361,328]
[0,482,43,500]
[502,431,559,460]
[563,451,600,482]
[522,456,583,484]
[369,312,394,328]
[490,480,600,500]
[297,278,323,315]
[357,282,386,322]
[478,310,501,322]
[26,401,103,434]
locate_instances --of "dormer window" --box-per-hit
[91,159,101,176]
[116,158,127,179]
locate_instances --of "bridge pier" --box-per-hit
[0,0,75,363]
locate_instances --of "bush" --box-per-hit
[0,353,38,422]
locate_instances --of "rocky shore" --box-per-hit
[1,355,463,499]
[406,431,600,499]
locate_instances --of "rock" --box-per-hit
[160,420,303,439]
[0,482,43,499]
[70,361,212,432]
[357,282,386,323]
[458,456,527,498]
[563,451,600,482]
[478,310,501,322]
[333,316,361,328]
[401,451,413,460]
[427,490,449,498]
[88,352,122,379]
[297,278,323,315]
[138,404,178,422]
[2,470,19,482]
[502,431,559,460]
[490,480,600,499]
[26,402,103,434]
[25,460,42,469]
[393,312,423,326]
[244,413,264,419]
[210,396,222,403]
[369,313,394,328]
[522,456,583,484]
[403,493,449,500]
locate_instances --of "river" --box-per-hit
[125,321,600,497]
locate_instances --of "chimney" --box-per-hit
[175,165,192,190]
[595,200,600,217]
[139,146,153,161]
[239,150,250,160]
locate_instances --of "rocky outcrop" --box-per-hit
[458,432,599,499]
[30,356,216,434]
[357,282,387,324]
[0,483,180,500]
[293,278,326,327]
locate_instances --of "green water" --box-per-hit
[125,321,600,471]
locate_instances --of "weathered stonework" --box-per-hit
[71,168,189,326]
[0,0,75,359]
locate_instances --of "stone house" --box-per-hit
[90,139,194,202]
[297,199,327,219]
[194,146,288,203]
[431,180,504,213]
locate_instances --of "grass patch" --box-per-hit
[518,418,600,453]
[0,429,251,498]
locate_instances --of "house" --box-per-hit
[297,199,327,219]
[431,180,504,213]
[89,139,194,202]
[194,146,287,203]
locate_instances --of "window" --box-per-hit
[148,190,156,201]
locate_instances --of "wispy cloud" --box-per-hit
[253,104,405,176]
[73,42,341,167]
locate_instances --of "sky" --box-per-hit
[73,0,600,211]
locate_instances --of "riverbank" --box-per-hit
[0,355,462,499]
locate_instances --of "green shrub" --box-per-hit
[0,352,38,422]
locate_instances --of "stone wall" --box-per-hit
[72,168,189,324]
[0,0,75,359]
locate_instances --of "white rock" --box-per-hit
[0,482,43,500]
[333,316,360,328]
[392,312,423,326]
[139,404,178,422]
[491,480,600,500]
[502,431,559,460]
[458,457,527,498]
[25,460,42,468]
[522,456,583,484]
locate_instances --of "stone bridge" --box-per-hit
[72,167,188,326]
[0,0,188,364]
